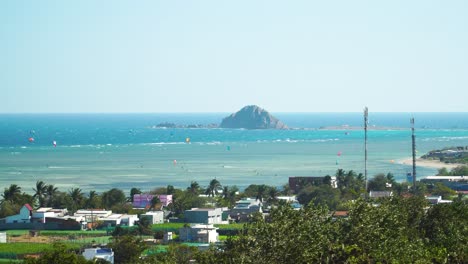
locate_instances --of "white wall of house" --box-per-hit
[32,212,56,223]
[179,224,219,243]
[120,214,139,227]
[83,248,114,264]
[141,211,164,224]
[0,233,6,243]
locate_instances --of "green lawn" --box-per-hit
[214,223,244,229]
[151,223,185,230]
[0,259,22,263]
[4,230,107,237]
[0,243,79,255]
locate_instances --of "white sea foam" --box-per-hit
[205,141,222,145]
[144,142,186,146]
[422,136,468,142]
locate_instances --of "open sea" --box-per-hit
[1,112,468,194]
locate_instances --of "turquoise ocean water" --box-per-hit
[1,113,468,193]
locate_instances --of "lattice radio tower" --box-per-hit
[364,107,368,192]
[411,117,417,191]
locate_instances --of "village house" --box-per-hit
[4,204,33,224]
[140,211,165,224]
[425,195,453,205]
[100,214,139,227]
[132,194,173,208]
[421,176,468,192]
[228,198,263,222]
[83,247,114,264]
[184,208,227,224]
[179,224,219,243]
[368,191,393,199]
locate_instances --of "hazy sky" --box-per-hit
[1,1,467,113]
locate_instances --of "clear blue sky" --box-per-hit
[1,0,467,113]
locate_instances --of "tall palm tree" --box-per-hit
[85,190,99,209]
[69,188,84,205]
[188,181,200,195]
[256,184,267,203]
[2,184,22,204]
[336,169,346,191]
[205,179,221,197]
[130,188,142,202]
[45,184,58,207]
[267,186,279,204]
[222,186,238,208]
[33,180,48,207]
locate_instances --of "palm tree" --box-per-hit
[222,186,238,208]
[69,188,84,212]
[205,179,221,197]
[187,181,200,195]
[69,188,83,204]
[2,184,22,204]
[45,184,58,207]
[256,185,267,203]
[267,186,279,204]
[33,180,48,207]
[85,190,99,209]
[336,169,346,191]
[130,188,142,202]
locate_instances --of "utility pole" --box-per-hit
[411,117,417,192]
[364,107,368,193]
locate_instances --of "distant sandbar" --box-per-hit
[398,158,462,169]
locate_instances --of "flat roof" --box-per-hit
[188,208,218,211]
[422,176,467,180]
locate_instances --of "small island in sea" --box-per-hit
[151,105,289,130]
[220,105,288,129]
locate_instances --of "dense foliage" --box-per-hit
[193,197,468,263]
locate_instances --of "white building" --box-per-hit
[184,208,225,224]
[101,214,139,227]
[426,196,453,205]
[230,198,262,215]
[74,209,112,222]
[32,208,59,224]
[83,247,114,264]
[141,211,165,224]
[0,232,6,243]
[179,224,219,243]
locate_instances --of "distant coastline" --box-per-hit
[318,125,406,131]
[399,158,462,170]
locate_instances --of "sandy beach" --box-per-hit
[399,158,462,169]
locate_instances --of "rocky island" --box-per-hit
[220,105,288,129]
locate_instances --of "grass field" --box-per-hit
[0,259,22,263]
[0,242,80,255]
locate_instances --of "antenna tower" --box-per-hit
[364,107,368,192]
[411,117,416,191]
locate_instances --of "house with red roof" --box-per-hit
[5,204,33,224]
